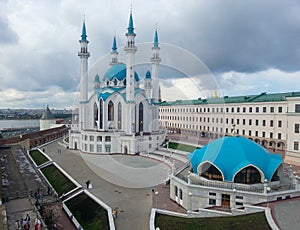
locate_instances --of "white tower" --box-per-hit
[110,36,119,66]
[151,28,161,132]
[78,19,90,130]
[124,11,137,102]
[151,28,161,103]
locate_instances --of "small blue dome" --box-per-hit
[94,74,100,82]
[103,63,139,82]
[145,71,151,79]
[189,136,282,182]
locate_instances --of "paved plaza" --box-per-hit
[43,141,173,230]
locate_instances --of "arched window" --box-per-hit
[113,78,118,86]
[100,99,103,129]
[234,166,261,184]
[118,102,122,130]
[108,101,114,121]
[139,102,143,132]
[175,186,178,197]
[199,162,223,181]
[123,79,126,86]
[94,102,98,128]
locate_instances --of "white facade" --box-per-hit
[69,12,165,154]
[159,92,300,164]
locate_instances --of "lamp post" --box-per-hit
[188,192,192,212]
[155,191,159,209]
[232,188,236,209]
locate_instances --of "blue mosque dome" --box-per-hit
[189,136,283,182]
[103,63,139,82]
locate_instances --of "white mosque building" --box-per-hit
[69,12,165,154]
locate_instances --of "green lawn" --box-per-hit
[166,142,198,152]
[29,149,49,166]
[65,193,109,230]
[40,164,76,195]
[155,212,271,230]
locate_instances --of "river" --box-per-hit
[0,119,40,129]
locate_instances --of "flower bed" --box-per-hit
[40,164,76,195]
[65,193,109,230]
[29,149,49,166]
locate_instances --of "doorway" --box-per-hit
[221,194,230,208]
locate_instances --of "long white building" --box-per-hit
[159,92,300,164]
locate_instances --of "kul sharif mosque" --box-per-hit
[69,11,165,154]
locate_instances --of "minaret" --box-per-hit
[144,71,152,99]
[78,19,90,130]
[110,36,119,66]
[124,11,137,101]
[151,27,161,132]
[151,27,161,103]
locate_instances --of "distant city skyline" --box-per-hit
[0,0,299,109]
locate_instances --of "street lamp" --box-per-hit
[155,191,159,209]
[188,192,192,212]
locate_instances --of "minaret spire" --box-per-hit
[110,35,119,66]
[153,24,159,48]
[124,9,137,101]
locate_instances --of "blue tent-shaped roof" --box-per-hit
[103,63,139,82]
[189,136,283,182]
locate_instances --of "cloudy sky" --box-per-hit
[0,0,299,109]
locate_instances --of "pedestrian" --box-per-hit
[15,220,20,230]
[24,213,30,223]
[112,209,116,218]
[115,207,118,217]
[86,180,90,189]
[34,217,41,230]
[47,186,51,195]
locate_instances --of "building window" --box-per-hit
[262,120,266,126]
[278,106,283,113]
[237,108,240,113]
[263,107,266,113]
[108,100,114,121]
[118,102,122,130]
[278,133,282,139]
[226,118,228,124]
[226,108,229,113]
[243,107,246,113]
[255,120,259,126]
[231,108,234,113]
[105,136,111,142]
[139,102,144,132]
[270,132,273,138]
[294,142,299,151]
[236,195,243,200]
[209,192,216,196]
[270,107,274,113]
[249,119,252,125]
[179,189,183,200]
[97,136,102,142]
[270,120,274,127]
[234,166,261,184]
[84,135,88,141]
[209,199,216,205]
[295,124,300,133]
[231,118,234,124]
[90,144,94,152]
[105,145,111,153]
[295,104,300,113]
[255,131,258,136]
[89,136,94,141]
[256,107,259,113]
[100,99,103,129]
[249,107,252,113]
[175,186,178,197]
[97,145,102,153]
[94,102,98,128]
[278,120,282,128]
[243,119,246,125]
[237,119,240,125]
[262,132,265,138]
[242,130,245,135]
[249,130,252,136]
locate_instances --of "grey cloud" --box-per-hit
[0,16,19,44]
